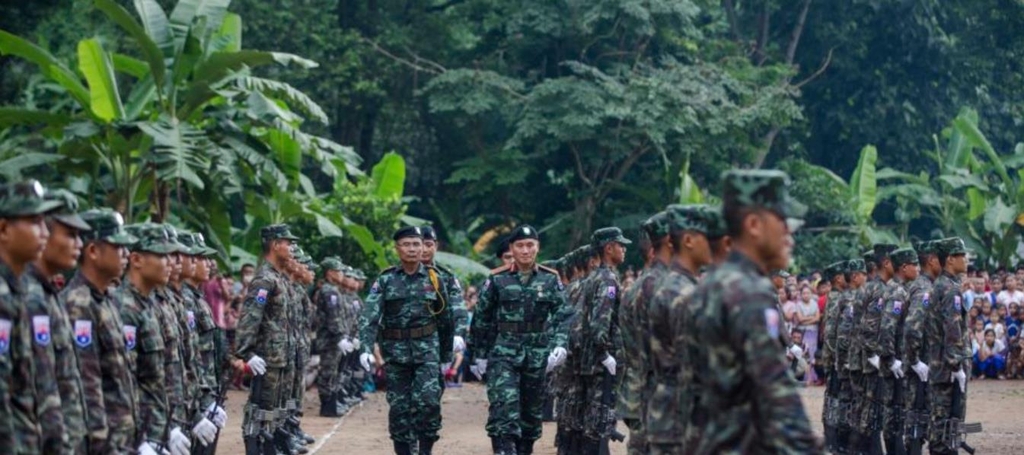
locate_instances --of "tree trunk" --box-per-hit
[570,194,597,247]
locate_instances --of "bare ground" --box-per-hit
[217,379,1024,454]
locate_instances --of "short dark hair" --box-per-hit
[724,206,757,239]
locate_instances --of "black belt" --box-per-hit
[497,321,545,333]
[382,323,437,340]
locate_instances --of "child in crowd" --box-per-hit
[787,329,809,382]
[973,329,1007,379]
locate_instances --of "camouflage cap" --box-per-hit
[825,261,847,280]
[125,223,178,254]
[847,258,867,273]
[193,233,218,257]
[44,189,91,231]
[175,231,206,256]
[935,237,968,257]
[591,227,632,248]
[79,209,137,245]
[871,243,899,262]
[161,224,191,254]
[701,205,726,240]
[0,179,64,218]
[641,211,671,239]
[913,240,939,256]
[891,248,919,268]
[721,169,806,222]
[773,269,791,278]
[664,204,710,234]
[320,257,343,272]
[261,223,300,241]
[352,269,366,280]
[862,250,875,265]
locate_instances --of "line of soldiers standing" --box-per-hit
[0,179,230,455]
[818,238,976,455]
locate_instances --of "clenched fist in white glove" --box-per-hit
[889,359,904,379]
[788,345,804,359]
[475,359,488,376]
[453,336,466,352]
[359,352,374,371]
[192,418,218,446]
[206,402,227,428]
[546,347,568,373]
[353,338,361,351]
[247,355,267,376]
[952,368,967,393]
[911,361,930,382]
[601,355,617,376]
[868,355,881,370]
[339,338,354,354]
[168,427,191,455]
[137,441,159,455]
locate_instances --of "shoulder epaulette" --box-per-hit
[537,264,560,278]
[490,264,512,275]
[381,266,398,274]
[433,263,454,275]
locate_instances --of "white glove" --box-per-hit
[191,418,218,446]
[339,338,354,354]
[788,345,804,358]
[546,347,568,372]
[168,427,190,455]
[353,338,361,350]
[475,359,488,376]
[868,355,881,370]
[911,361,930,382]
[247,355,267,376]
[889,359,904,379]
[359,352,374,371]
[453,336,466,352]
[137,441,159,455]
[206,403,227,428]
[601,355,617,376]
[952,368,967,393]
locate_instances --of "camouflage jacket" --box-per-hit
[903,274,934,366]
[62,272,137,453]
[315,283,346,348]
[616,260,667,420]
[182,283,219,413]
[858,277,890,372]
[879,278,908,376]
[836,289,857,371]
[234,262,295,368]
[688,251,820,454]
[0,259,40,453]
[117,280,167,444]
[820,288,844,371]
[847,284,870,372]
[22,267,68,453]
[154,288,189,427]
[290,282,311,352]
[575,265,622,375]
[647,261,699,443]
[359,263,446,364]
[431,263,470,339]
[471,263,568,360]
[926,272,969,382]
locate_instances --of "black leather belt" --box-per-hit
[382,323,437,340]
[497,321,545,333]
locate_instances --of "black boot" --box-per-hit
[320,393,341,417]
[274,428,298,455]
[491,437,515,455]
[393,441,413,455]
[516,437,534,455]
[418,439,435,455]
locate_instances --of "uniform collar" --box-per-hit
[0,258,23,295]
[26,264,58,296]
[726,250,766,277]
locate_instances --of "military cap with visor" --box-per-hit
[507,224,540,244]
[935,237,969,257]
[261,223,300,241]
[175,231,206,256]
[641,211,671,239]
[321,257,345,272]
[847,259,867,273]
[871,243,899,262]
[890,248,919,268]
[420,226,438,241]
[79,209,138,245]
[825,261,847,280]
[591,226,632,248]
[160,224,192,255]
[43,189,92,231]
[701,205,727,240]
[913,240,939,256]
[125,223,179,254]
[193,233,218,257]
[665,204,710,234]
[0,179,64,217]
[721,169,806,225]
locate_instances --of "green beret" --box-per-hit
[935,237,969,257]
[79,209,137,245]
[591,227,632,248]
[0,180,63,217]
[847,259,867,273]
[891,248,919,268]
[721,169,806,221]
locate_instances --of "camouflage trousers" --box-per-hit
[580,373,617,442]
[858,372,888,434]
[241,367,288,434]
[903,377,930,445]
[485,350,547,441]
[622,418,646,455]
[927,381,966,455]
[883,376,904,440]
[336,352,355,397]
[292,346,308,407]
[847,371,867,433]
[316,346,343,401]
[645,381,688,448]
[385,361,442,444]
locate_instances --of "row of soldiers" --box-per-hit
[0,179,231,455]
[818,239,976,455]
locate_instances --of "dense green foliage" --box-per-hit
[3,0,1024,271]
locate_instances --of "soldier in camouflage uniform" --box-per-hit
[0,180,63,454]
[925,238,971,454]
[358,226,461,455]
[685,170,821,454]
[837,259,867,452]
[648,205,712,455]
[119,223,190,455]
[903,241,938,451]
[277,247,315,453]
[857,243,898,454]
[884,247,918,454]
[819,261,847,451]
[234,224,300,454]
[421,226,470,378]
[472,224,570,455]
[553,246,591,454]
[315,257,349,417]
[24,189,91,454]
[63,209,138,454]
[616,211,671,455]
[335,265,361,414]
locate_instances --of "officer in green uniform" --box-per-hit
[472,224,570,455]
[359,226,460,455]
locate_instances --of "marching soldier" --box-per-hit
[838,258,867,451]
[858,244,898,454]
[903,241,938,452]
[471,224,570,455]
[819,261,848,451]
[315,257,349,417]
[886,247,919,454]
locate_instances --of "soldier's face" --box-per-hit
[511,239,539,267]
[0,215,49,266]
[169,253,182,282]
[850,271,866,287]
[421,239,437,262]
[179,254,195,280]
[88,241,128,279]
[134,252,170,285]
[396,238,423,264]
[193,256,210,281]
[501,252,514,267]
[901,263,919,280]
[42,221,82,272]
[948,254,968,274]
[754,212,791,272]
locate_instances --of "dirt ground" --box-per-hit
[217,379,1023,454]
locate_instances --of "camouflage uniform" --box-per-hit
[117,274,168,445]
[177,232,222,417]
[554,248,591,454]
[902,243,935,449]
[22,265,69,453]
[688,170,820,454]
[62,208,139,454]
[856,244,898,446]
[314,259,346,413]
[473,235,568,454]
[925,238,971,455]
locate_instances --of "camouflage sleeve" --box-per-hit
[904,289,928,365]
[820,296,839,369]
[0,299,35,452]
[732,295,820,453]
[860,290,882,363]
[547,279,571,350]
[64,293,108,444]
[358,277,384,356]
[879,291,899,361]
[233,277,273,362]
[589,275,618,361]
[446,275,469,339]
[470,276,497,358]
[940,292,965,371]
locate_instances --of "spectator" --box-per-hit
[1007,337,1024,379]
[971,318,986,351]
[997,275,1024,308]
[986,306,1008,346]
[968,306,981,328]
[986,277,1004,307]
[780,287,799,337]
[973,329,1006,379]
[203,266,231,329]
[795,285,821,384]
[963,278,978,310]
[786,329,809,382]
[816,280,830,315]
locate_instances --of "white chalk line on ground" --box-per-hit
[308,402,362,454]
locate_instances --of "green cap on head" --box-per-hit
[641,211,671,239]
[721,169,806,222]
[0,180,63,218]
[125,223,178,254]
[44,189,91,231]
[590,227,632,248]
[352,268,366,280]
[261,224,300,241]
[847,259,867,273]
[825,261,848,280]
[772,269,791,279]
[193,233,218,257]
[79,209,137,245]
[935,237,969,257]
[175,231,206,256]
[891,248,919,268]
[871,243,899,262]
[700,205,726,240]
[665,204,710,234]
[161,224,191,254]
[913,240,938,256]
[320,257,344,272]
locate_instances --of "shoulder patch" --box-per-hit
[954,296,962,311]
[186,310,196,331]
[255,288,269,304]
[606,285,617,299]
[482,278,492,293]
[74,320,93,348]
[330,294,338,306]
[490,264,512,274]
[893,301,903,315]
[0,319,10,354]
[922,292,930,308]
[765,308,781,339]
[370,280,382,294]
[123,325,137,351]
[33,315,51,346]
